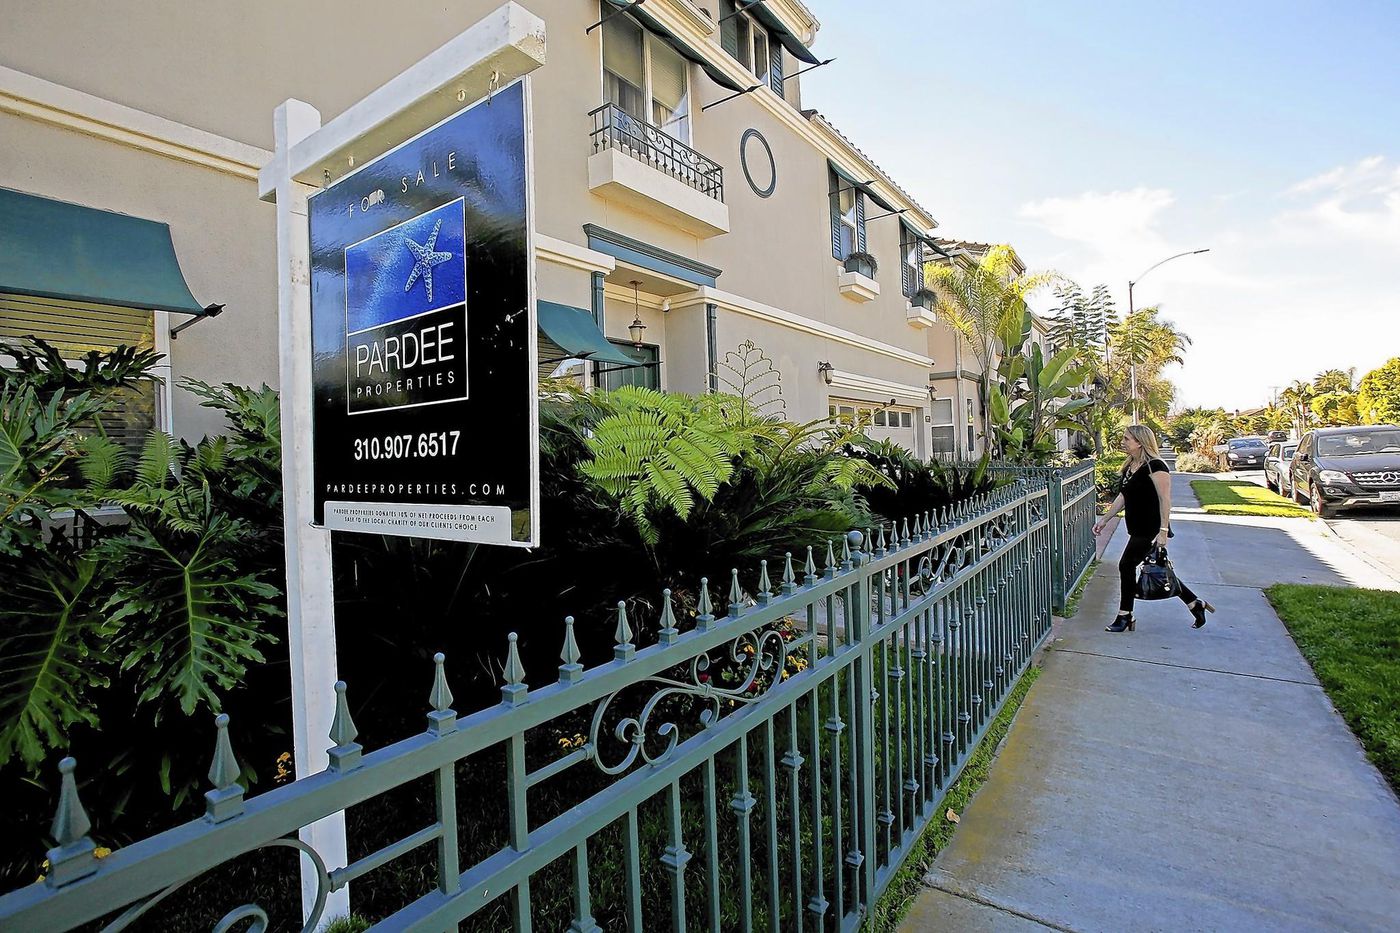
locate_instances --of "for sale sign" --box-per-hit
[308,80,538,546]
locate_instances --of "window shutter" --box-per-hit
[855,193,867,253]
[829,169,843,260]
[901,230,912,296]
[719,0,740,57]
[769,37,784,97]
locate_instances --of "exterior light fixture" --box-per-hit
[817,361,835,385]
[627,280,647,348]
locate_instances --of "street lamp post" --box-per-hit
[1126,248,1210,422]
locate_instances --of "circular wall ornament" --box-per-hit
[739,128,776,198]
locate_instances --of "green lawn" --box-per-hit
[1265,585,1400,792]
[1190,479,1312,518]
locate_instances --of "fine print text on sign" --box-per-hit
[308,80,538,545]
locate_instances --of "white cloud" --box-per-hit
[1019,187,1174,252]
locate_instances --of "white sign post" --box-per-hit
[257,4,546,923]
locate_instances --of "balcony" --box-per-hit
[587,103,730,238]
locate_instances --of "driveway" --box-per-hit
[1218,468,1400,585]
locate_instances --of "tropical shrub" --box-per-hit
[1174,452,1219,473]
[843,439,1005,524]
[1094,452,1127,504]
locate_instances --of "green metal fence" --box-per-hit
[985,460,1096,612]
[0,482,1054,932]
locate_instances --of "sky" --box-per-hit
[800,0,1400,412]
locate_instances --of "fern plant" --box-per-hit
[580,386,758,544]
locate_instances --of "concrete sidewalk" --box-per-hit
[901,473,1400,932]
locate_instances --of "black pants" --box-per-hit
[1119,534,1199,613]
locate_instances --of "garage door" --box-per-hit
[830,398,919,453]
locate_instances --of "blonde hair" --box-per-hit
[1124,424,1161,461]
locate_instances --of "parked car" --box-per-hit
[1219,436,1268,470]
[1267,430,1290,443]
[1264,440,1298,496]
[1290,425,1400,518]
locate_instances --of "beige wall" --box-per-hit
[0,112,276,440]
[2,0,965,451]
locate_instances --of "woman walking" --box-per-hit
[1092,425,1214,632]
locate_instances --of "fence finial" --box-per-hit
[431,652,455,712]
[205,713,246,821]
[429,652,458,734]
[328,682,363,772]
[902,517,911,545]
[825,539,837,576]
[913,514,922,538]
[46,757,98,887]
[502,632,529,705]
[559,618,585,684]
[782,552,797,594]
[697,577,715,631]
[613,602,636,661]
[728,568,743,617]
[658,589,680,646]
[841,534,853,569]
[876,524,887,553]
[804,546,817,585]
[757,559,772,603]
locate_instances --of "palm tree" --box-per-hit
[1280,379,1315,437]
[1312,368,1355,394]
[926,245,1058,449]
[1107,306,1191,425]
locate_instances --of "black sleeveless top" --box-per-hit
[1121,457,1170,537]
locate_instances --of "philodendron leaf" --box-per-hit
[0,552,112,767]
[105,513,280,719]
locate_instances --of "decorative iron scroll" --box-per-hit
[589,627,795,775]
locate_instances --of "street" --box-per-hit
[1217,467,1400,585]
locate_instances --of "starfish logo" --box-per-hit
[403,219,453,303]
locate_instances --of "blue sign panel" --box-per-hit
[344,199,468,414]
[308,80,537,546]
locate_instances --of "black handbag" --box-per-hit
[1136,546,1180,601]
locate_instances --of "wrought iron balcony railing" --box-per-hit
[589,102,724,203]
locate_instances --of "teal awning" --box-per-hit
[827,161,898,214]
[0,188,210,315]
[745,2,822,65]
[538,300,640,367]
[603,0,750,93]
[901,216,944,255]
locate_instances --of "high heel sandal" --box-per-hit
[1190,600,1215,629]
[1106,613,1135,633]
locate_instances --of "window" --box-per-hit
[594,341,659,391]
[829,168,865,261]
[931,397,956,455]
[602,12,692,143]
[720,1,787,97]
[967,398,976,452]
[901,225,926,299]
[0,297,167,461]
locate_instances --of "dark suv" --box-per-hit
[1290,425,1400,518]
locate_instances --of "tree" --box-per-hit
[1046,282,1117,366]
[1279,379,1315,437]
[1312,368,1355,394]
[1106,305,1191,428]
[1358,358,1400,424]
[1310,391,1361,426]
[926,246,1058,450]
